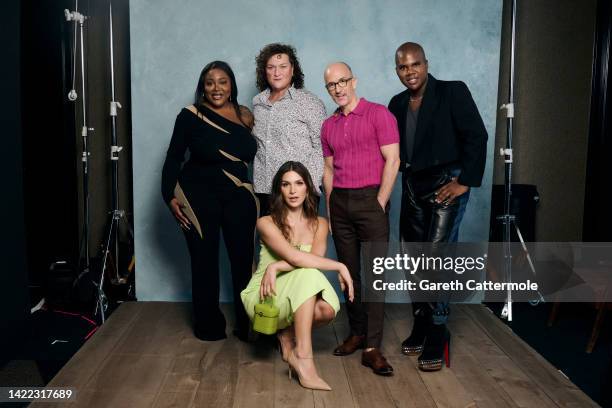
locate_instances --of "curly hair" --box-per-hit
[255,43,305,91]
[269,161,319,242]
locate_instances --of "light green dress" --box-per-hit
[240,243,340,329]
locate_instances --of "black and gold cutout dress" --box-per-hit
[162,104,257,341]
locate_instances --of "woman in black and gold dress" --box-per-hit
[161,61,257,341]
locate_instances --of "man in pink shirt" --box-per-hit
[321,62,400,376]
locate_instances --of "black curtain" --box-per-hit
[583,0,612,241]
[21,0,80,284]
[585,2,612,405]
[0,0,29,365]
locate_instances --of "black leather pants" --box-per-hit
[400,167,460,325]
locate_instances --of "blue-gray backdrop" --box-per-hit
[130,0,502,301]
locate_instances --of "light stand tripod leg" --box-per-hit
[513,220,545,305]
[500,215,514,321]
[95,213,118,323]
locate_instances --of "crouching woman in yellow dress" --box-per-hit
[241,161,354,391]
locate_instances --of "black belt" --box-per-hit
[402,162,460,177]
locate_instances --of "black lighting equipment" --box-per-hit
[64,0,93,282]
[497,0,544,321]
[95,1,134,324]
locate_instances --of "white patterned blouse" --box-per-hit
[252,85,326,195]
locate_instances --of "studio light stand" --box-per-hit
[95,1,134,324]
[497,0,544,321]
[65,1,93,282]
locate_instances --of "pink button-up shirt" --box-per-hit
[321,98,399,188]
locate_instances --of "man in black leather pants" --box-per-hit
[388,42,488,371]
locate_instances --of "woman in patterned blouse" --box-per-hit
[252,43,327,216]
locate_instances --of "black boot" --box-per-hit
[417,324,451,371]
[401,304,430,355]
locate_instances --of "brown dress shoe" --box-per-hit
[333,335,366,356]
[361,348,394,376]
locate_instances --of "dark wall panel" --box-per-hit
[21,0,79,282]
[0,0,29,364]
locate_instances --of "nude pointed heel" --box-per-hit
[288,363,294,379]
[287,351,332,391]
[277,330,294,363]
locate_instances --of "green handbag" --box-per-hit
[253,296,279,335]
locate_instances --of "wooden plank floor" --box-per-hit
[31,302,598,408]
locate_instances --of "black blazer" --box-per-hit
[388,74,488,187]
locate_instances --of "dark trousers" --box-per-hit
[330,187,389,348]
[400,167,463,325]
[183,185,257,340]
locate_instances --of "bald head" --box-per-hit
[324,62,353,82]
[395,42,427,64]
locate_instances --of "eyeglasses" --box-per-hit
[325,77,353,91]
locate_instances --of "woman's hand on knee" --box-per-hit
[259,265,277,300]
